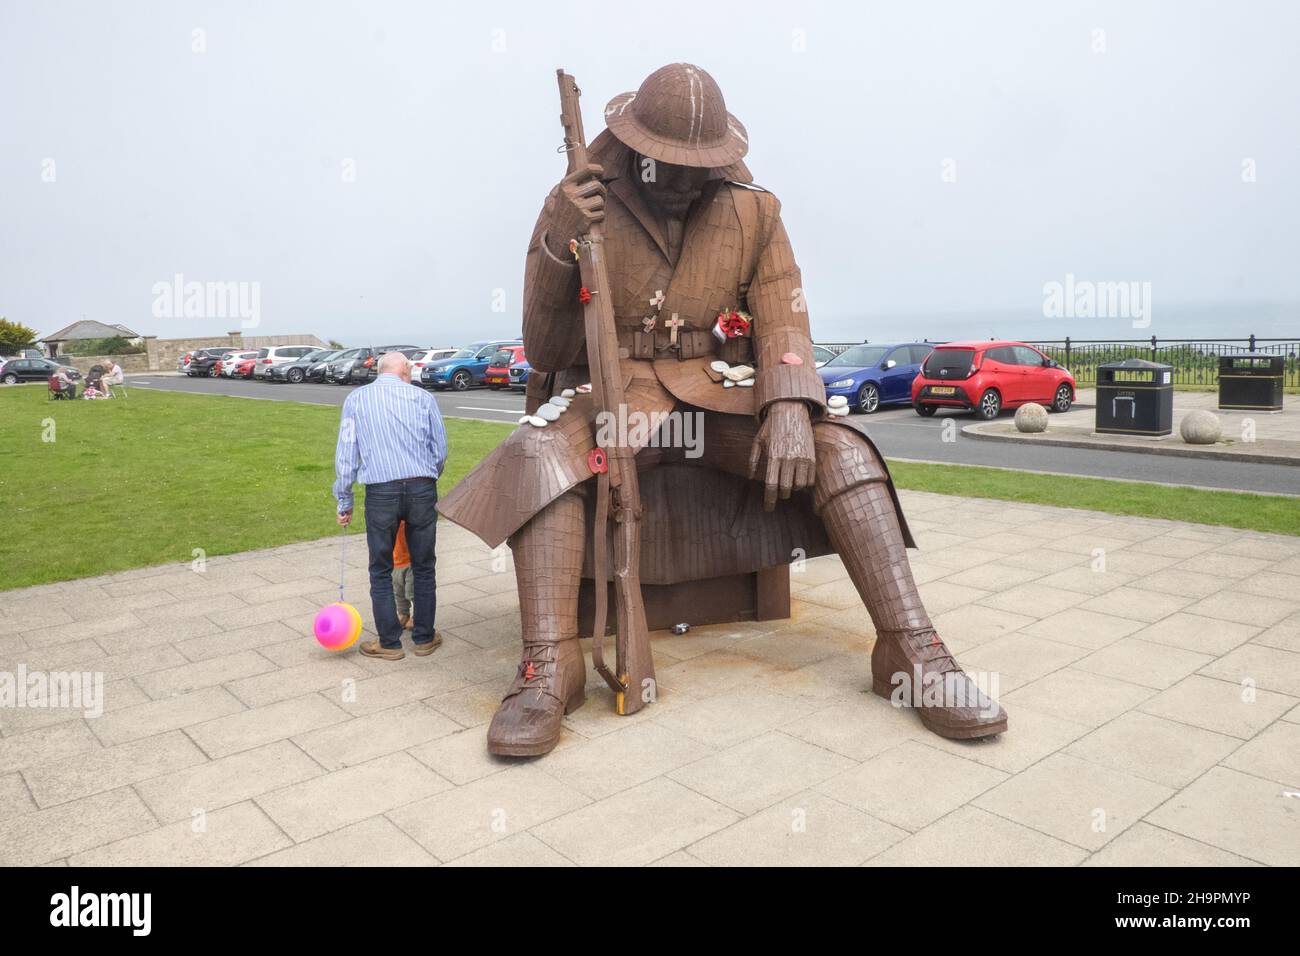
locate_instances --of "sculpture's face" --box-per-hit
[637,155,710,218]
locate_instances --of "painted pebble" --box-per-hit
[527,415,548,427]
[723,379,735,388]
[561,388,576,398]
[737,378,755,387]
[536,403,562,422]
[780,352,803,366]
[723,364,755,382]
[549,396,571,409]
[710,360,730,373]
[828,395,848,409]
[827,405,850,417]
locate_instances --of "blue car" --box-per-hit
[817,342,933,414]
[420,339,522,391]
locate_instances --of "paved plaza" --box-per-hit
[1,490,1298,866]
[969,388,1299,464]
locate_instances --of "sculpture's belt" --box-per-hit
[616,328,714,361]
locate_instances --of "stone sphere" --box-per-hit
[1014,403,1049,433]
[1180,409,1222,445]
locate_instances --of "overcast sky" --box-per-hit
[2,0,1297,346]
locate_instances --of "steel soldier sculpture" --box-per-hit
[438,63,1008,756]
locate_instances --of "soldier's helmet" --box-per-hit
[604,63,749,168]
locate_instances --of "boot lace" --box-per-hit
[516,642,559,689]
[899,628,960,675]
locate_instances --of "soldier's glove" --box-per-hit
[547,163,605,257]
[749,400,816,511]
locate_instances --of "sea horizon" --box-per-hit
[813,300,1299,346]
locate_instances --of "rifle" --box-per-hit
[556,69,654,716]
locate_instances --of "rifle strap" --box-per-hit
[589,468,621,693]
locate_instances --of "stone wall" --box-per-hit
[241,334,327,348]
[144,333,242,372]
[143,333,326,371]
[48,332,329,373]
[61,353,151,375]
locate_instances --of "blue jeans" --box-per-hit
[363,477,438,649]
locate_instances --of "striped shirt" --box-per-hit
[333,373,448,514]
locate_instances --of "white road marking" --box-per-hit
[455,406,525,414]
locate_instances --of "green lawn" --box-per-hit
[1,384,1295,591]
[0,386,512,590]
[889,460,1300,536]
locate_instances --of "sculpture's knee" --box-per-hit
[811,422,889,513]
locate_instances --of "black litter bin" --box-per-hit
[1095,359,1173,436]
[1218,355,1283,411]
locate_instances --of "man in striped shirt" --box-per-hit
[333,352,448,660]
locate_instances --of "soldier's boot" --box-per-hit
[820,479,1008,739]
[487,492,588,757]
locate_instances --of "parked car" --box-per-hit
[911,341,1076,420]
[186,348,238,377]
[484,345,526,389]
[252,345,318,379]
[811,345,835,369]
[217,350,261,377]
[324,348,363,384]
[0,357,82,385]
[420,340,523,391]
[408,348,457,375]
[818,343,932,414]
[326,346,421,385]
[267,348,340,383]
[508,356,531,390]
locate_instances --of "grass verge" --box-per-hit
[0,385,512,590]
[887,460,1299,536]
[2,383,1294,590]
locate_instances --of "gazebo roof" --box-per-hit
[40,320,140,342]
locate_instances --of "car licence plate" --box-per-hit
[929,386,956,395]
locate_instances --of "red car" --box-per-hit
[484,345,526,389]
[911,341,1075,420]
[215,357,256,379]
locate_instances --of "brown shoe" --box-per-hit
[412,632,442,657]
[871,627,1007,739]
[398,614,411,630]
[359,640,405,661]
[487,638,586,757]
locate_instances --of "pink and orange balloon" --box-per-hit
[313,602,362,651]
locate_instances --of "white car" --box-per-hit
[219,350,261,376]
[251,345,318,378]
[408,348,458,373]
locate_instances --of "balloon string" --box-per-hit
[338,526,346,603]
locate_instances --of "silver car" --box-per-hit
[252,345,318,379]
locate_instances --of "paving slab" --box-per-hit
[2,491,1297,865]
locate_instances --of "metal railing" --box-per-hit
[1028,337,1299,387]
[816,336,1300,387]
